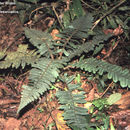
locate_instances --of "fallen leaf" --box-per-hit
[55,111,70,130]
[86,88,95,101]
[114,91,130,109]
[51,29,61,40]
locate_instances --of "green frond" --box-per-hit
[62,13,93,39]
[17,58,65,113]
[17,84,46,114]
[68,31,112,60]
[73,57,130,88]
[56,76,88,129]
[0,44,39,69]
[24,28,54,56]
[70,13,93,35]
[55,14,112,60]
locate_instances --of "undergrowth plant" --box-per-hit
[56,75,89,129]
[86,0,130,39]
[0,0,130,129]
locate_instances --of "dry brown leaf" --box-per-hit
[113,25,123,36]
[103,25,123,36]
[86,88,95,101]
[3,118,21,130]
[54,111,70,130]
[110,109,130,128]
[114,91,130,109]
[51,29,61,40]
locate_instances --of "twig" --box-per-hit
[29,6,43,21]
[91,0,126,31]
[51,3,64,30]
[46,97,58,130]
[81,0,97,10]
[42,109,54,130]
[29,2,49,21]
[103,38,120,60]
[100,81,114,98]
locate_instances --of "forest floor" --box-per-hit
[0,3,130,130]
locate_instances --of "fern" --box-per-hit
[17,14,113,113]
[2,1,128,129]
[66,13,93,39]
[24,28,55,56]
[67,31,112,60]
[17,58,65,113]
[56,14,112,60]
[0,44,39,69]
[72,57,130,88]
[56,76,89,129]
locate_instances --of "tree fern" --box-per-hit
[56,76,89,130]
[72,57,130,88]
[0,44,39,69]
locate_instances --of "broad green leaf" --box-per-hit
[107,93,121,105]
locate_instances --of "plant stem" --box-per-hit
[52,3,64,30]
[100,82,113,98]
[81,0,97,10]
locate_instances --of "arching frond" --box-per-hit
[73,57,130,88]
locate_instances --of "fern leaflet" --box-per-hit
[0,44,39,69]
[17,58,65,113]
[24,28,55,56]
[56,14,112,60]
[56,76,88,129]
[73,57,130,88]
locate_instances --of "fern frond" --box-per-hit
[0,44,39,69]
[56,76,88,129]
[56,13,112,60]
[17,58,65,113]
[73,57,130,88]
[24,28,54,56]
[68,31,112,60]
[61,13,93,39]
